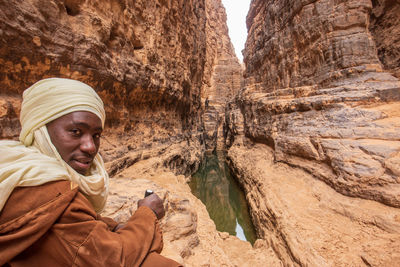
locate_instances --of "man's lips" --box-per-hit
[71,157,93,171]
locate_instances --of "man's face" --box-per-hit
[46,111,103,175]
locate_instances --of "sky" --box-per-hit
[221,0,252,62]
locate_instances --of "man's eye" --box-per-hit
[94,133,101,139]
[71,129,81,136]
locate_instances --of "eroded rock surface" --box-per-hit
[234,0,400,207]
[227,138,400,266]
[202,56,242,152]
[370,0,400,78]
[0,0,210,175]
[102,158,280,266]
[201,0,242,152]
[225,0,400,265]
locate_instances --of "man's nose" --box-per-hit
[80,135,97,155]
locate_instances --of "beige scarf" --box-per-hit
[0,78,109,212]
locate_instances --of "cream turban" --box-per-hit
[19,78,106,146]
[0,78,109,213]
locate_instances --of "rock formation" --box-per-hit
[239,0,400,208]
[201,0,242,152]
[369,0,400,79]
[226,0,400,265]
[0,0,208,176]
[227,141,400,266]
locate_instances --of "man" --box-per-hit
[0,78,182,266]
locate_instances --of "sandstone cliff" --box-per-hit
[370,0,400,79]
[201,0,242,152]
[226,0,400,265]
[239,0,400,210]
[0,0,211,174]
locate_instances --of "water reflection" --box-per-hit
[188,151,257,244]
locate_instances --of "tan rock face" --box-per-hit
[235,0,400,207]
[227,139,400,266]
[0,96,20,138]
[0,1,206,120]
[370,0,400,78]
[201,0,243,152]
[225,0,400,265]
[0,0,213,174]
[202,56,242,151]
[244,0,382,88]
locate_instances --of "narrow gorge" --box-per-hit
[1,0,399,266]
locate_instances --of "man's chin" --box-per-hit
[69,160,91,175]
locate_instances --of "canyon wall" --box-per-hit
[369,0,400,79]
[201,0,242,152]
[227,0,400,265]
[238,0,400,208]
[0,0,212,175]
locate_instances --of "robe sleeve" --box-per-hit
[57,191,181,267]
[1,181,182,266]
[97,214,119,231]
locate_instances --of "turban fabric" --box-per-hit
[0,78,109,212]
[19,78,106,146]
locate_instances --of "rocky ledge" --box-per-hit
[227,137,400,266]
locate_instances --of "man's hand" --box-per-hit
[137,193,165,220]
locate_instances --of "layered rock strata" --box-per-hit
[202,56,242,151]
[227,139,400,266]
[369,0,400,78]
[201,0,242,152]
[237,0,400,207]
[226,0,400,265]
[0,0,211,175]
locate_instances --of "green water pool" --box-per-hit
[188,151,257,245]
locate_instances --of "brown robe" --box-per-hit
[0,181,182,267]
